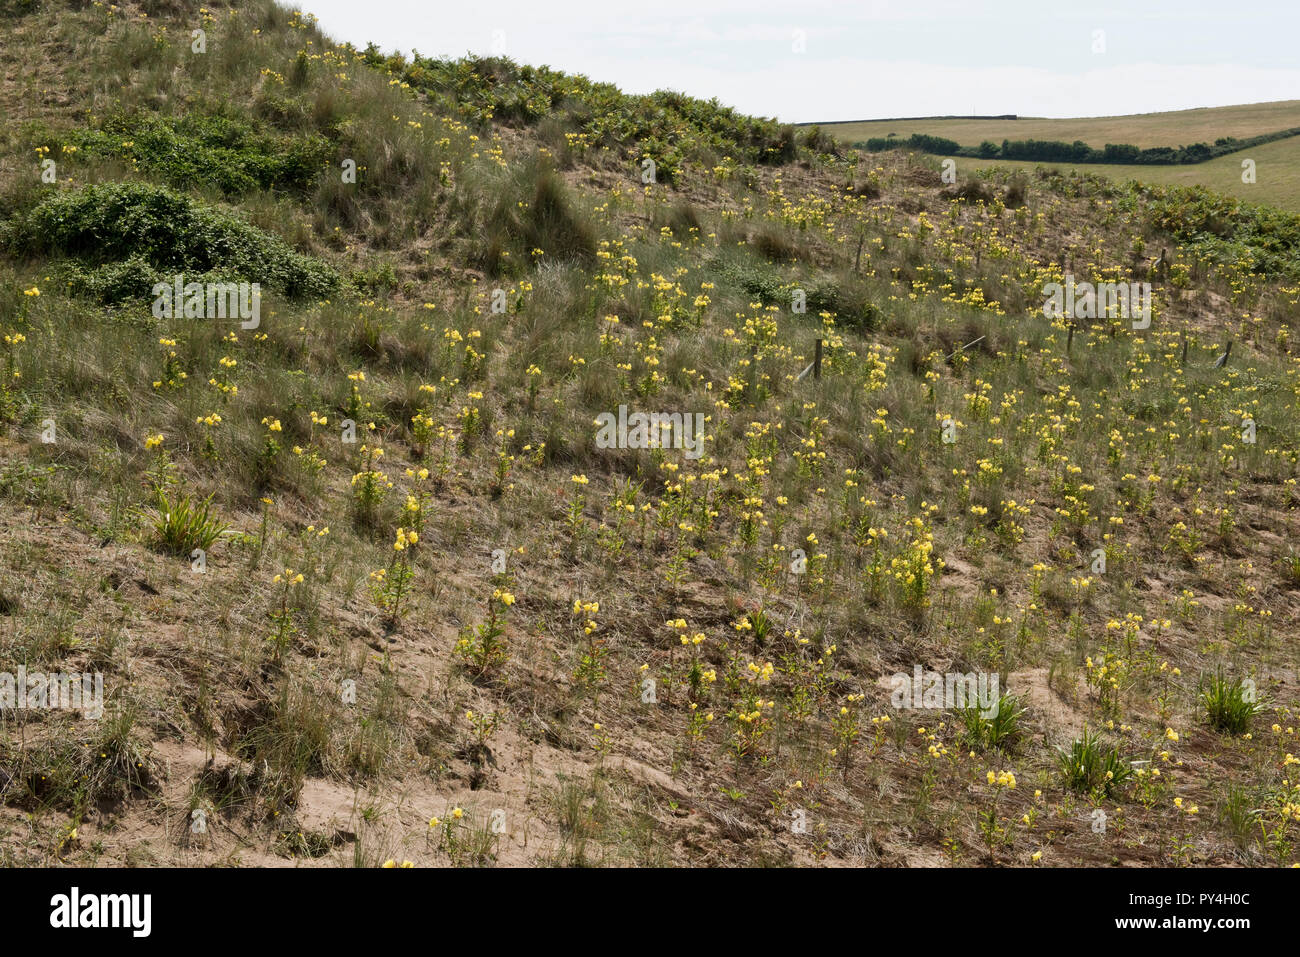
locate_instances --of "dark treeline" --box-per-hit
[857,127,1300,165]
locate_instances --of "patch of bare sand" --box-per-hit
[1006,668,1088,741]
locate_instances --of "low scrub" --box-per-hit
[66,112,331,197]
[3,183,338,302]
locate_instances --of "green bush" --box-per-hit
[5,183,338,301]
[1143,183,1300,280]
[151,489,229,557]
[717,257,881,331]
[362,51,834,180]
[66,113,331,197]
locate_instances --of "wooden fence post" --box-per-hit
[1214,340,1232,370]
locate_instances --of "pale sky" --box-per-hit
[294,0,1300,123]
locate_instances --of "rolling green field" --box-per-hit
[813,101,1300,213]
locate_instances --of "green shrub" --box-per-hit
[1144,183,1300,280]
[66,113,331,197]
[361,50,834,179]
[717,257,881,330]
[6,183,338,301]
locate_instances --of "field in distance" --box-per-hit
[812,101,1300,212]
[813,100,1300,149]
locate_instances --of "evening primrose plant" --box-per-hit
[454,589,515,679]
[369,526,418,628]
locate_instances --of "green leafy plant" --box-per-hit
[13,182,338,303]
[454,589,514,677]
[960,691,1026,752]
[151,489,228,556]
[1057,726,1133,797]
[1200,671,1263,734]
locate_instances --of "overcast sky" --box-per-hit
[294,0,1300,123]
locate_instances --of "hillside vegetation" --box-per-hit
[0,0,1299,868]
